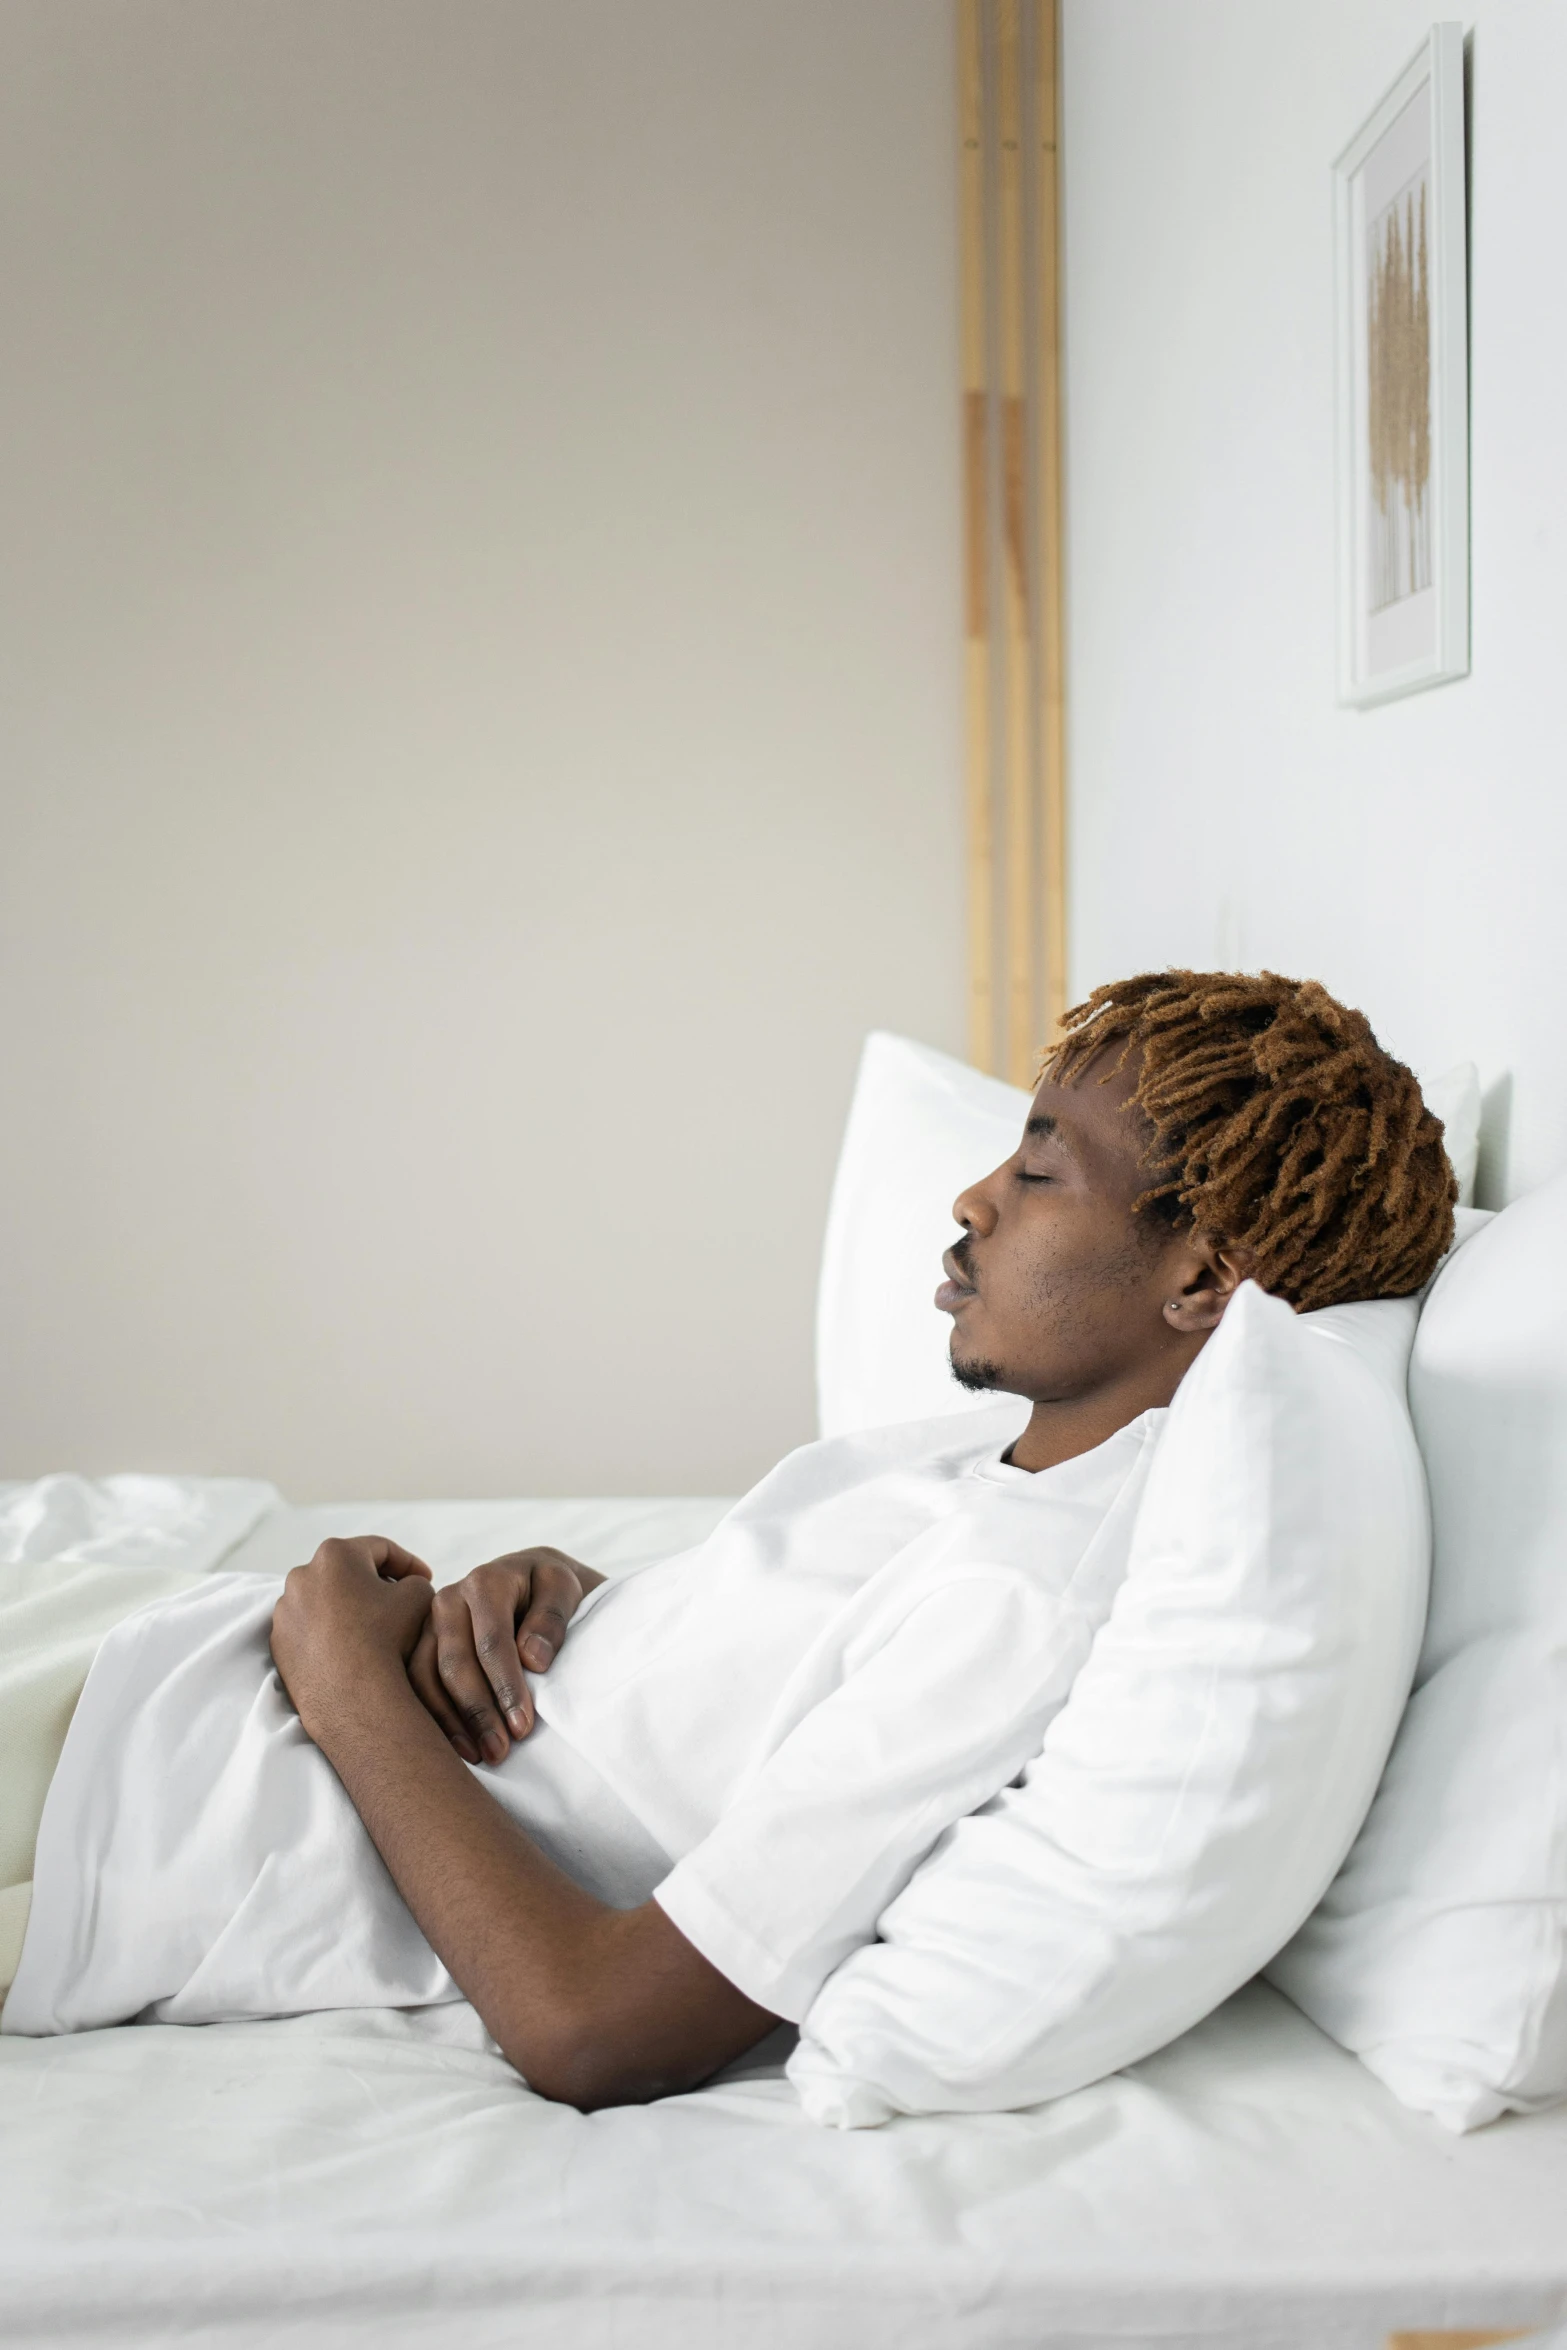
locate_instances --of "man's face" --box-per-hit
[938,1051,1189,1404]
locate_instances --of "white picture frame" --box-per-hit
[1334,23,1469,708]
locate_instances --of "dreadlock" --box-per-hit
[1044,970,1456,1312]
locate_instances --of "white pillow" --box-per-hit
[788,1281,1430,2126]
[1420,1060,1481,1206]
[1269,1177,1567,2129]
[816,1034,1030,1438]
[816,1034,1480,1441]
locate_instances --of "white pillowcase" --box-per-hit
[788,1280,1430,2127]
[1269,1177,1567,2130]
[816,1033,1028,1438]
[1421,1061,1481,1206]
[816,1034,1481,1442]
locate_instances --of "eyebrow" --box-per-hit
[1024,1104,1085,1170]
[1022,1109,1083,1169]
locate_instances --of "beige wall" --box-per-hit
[0,1,964,1497]
[1060,0,1567,1206]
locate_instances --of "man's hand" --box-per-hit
[407,1549,606,1767]
[270,1536,436,1746]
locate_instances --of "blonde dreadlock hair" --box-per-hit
[1044,970,1456,1312]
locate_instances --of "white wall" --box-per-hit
[0,1,963,1497]
[1061,0,1567,1206]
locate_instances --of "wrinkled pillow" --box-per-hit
[1269,1179,1567,2129]
[789,1282,1429,2127]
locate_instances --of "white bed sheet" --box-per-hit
[2,1492,1566,2350]
[3,1982,1565,2350]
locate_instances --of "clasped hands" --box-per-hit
[269,1536,605,1765]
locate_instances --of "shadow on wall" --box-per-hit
[1475,1072,1513,1210]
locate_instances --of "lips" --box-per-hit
[936,1245,977,1315]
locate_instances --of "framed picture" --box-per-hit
[1334,23,1468,708]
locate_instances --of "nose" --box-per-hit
[952,1165,1004,1237]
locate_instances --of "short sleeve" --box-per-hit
[652,1574,1088,2021]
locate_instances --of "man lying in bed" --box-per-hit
[3,971,1455,2106]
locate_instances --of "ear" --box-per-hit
[1160,1234,1259,1337]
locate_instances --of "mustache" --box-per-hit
[948,1235,977,1286]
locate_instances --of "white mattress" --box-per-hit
[3,1493,1566,2350]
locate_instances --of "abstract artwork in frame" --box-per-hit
[1334,23,1468,707]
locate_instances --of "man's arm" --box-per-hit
[270,1540,779,2110]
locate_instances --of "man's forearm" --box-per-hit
[305,1668,774,2107]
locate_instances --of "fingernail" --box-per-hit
[507,1705,530,1734]
[482,1730,507,1764]
[522,1637,552,1671]
[455,1738,480,1765]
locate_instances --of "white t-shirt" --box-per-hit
[535,1402,1164,2020]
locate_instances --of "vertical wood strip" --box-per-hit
[958,0,1068,1078]
[1385,2334,1536,2349]
[995,0,1036,1088]
[1034,0,1068,1045]
[958,0,994,1071]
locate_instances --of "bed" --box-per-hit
[3,1488,1566,2350]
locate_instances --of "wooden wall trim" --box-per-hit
[958,0,1067,1084]
[1385,2333,1538,2349]
[958,0,994,1071]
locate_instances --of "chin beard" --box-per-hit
[950,1353,1007,1393]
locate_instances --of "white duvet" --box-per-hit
[0,1478,725,2017]
[5,1570,672,2035]
[0,1476,282,1998]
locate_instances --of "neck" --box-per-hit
[1006,1346,1201,1473]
